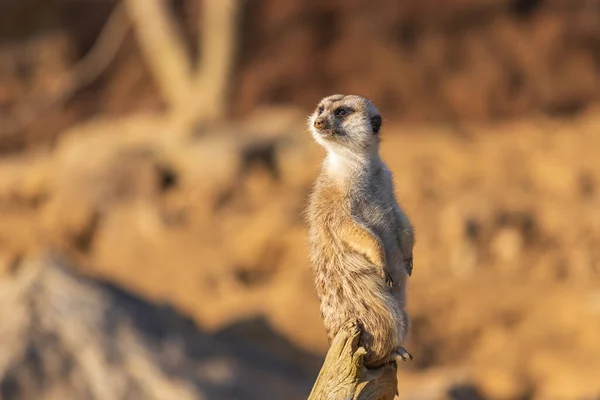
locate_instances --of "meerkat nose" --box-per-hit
[314,118,326,129]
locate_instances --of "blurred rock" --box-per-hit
[0,252,319,400]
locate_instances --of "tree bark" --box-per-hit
[308,321,398,400]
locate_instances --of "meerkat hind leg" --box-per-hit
[394,346,413,361]
[380,347,413,365]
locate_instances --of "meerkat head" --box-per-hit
[308,94,382,159]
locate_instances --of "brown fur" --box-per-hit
[305,94,415,367]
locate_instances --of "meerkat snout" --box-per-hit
[313,118,326,129]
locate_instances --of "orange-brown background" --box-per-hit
[0,1,599,399]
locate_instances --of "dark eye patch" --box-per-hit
[317,105,324,115]
[335,107,353,117]
[370,115,382,135]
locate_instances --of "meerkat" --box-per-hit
[305,94,415,368]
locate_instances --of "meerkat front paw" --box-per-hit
[366,245,386,271]
[385,271,394,288]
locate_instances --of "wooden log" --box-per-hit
[308,321,398,400]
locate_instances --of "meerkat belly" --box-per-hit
[314,247,403,366]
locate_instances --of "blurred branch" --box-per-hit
[308,321,398,400]
[125,0,239,125]
[0,2,129,142]
[124,0,193,111]
[194,0,240,122]
[1,0,240,144]
[65,3,130,95]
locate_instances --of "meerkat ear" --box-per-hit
[370,115,382,135]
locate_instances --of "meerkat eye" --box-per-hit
[335,108,349,117]
[317,106,324,115]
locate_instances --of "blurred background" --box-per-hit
[0,0,599,399]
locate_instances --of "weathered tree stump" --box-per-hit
[308,321,398,400]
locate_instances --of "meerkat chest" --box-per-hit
[352,189,396,233]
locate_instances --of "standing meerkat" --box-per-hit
[305,94,415,368]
